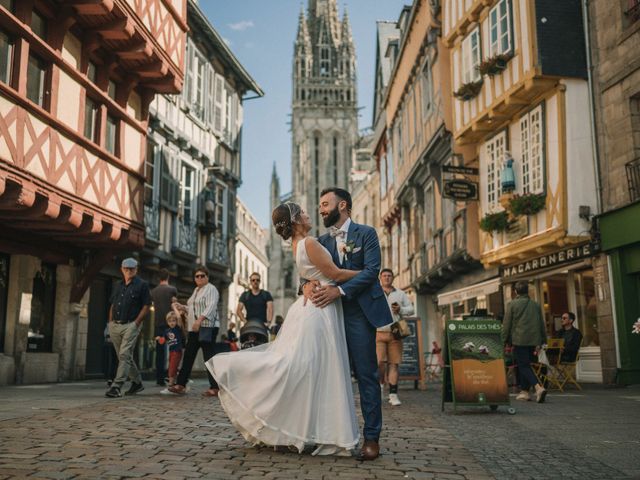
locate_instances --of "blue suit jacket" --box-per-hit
[318,221,393,329]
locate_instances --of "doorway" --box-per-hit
[85,275,113,377]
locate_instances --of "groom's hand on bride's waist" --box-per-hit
[302,280,320,306]
[311,285,342,308]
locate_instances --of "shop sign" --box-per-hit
[442,319,510,408]
[442,165,479,176]
[501,242,599,279]
[443,180,478,201]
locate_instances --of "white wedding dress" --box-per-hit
[206,237,360,455]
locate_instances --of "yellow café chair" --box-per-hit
[556,341,583,391]
[533,338,565,392]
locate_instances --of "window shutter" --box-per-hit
[214,74,224,133]
[160,149,179,212]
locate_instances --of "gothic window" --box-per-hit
[489,0,513,56]
[461,28,481,84]
[320,47,330,77]
[485,130,506,211]
[520,105,544,194]
[0,30,13,85]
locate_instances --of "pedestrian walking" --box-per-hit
[103,322,118,387]
[155,311,184,387]
[501,281,547,403]
[236,272,273,327]
[167,266,221,397]
[376,268,414,406]
[151,268,177,386]
[105,258,151,398]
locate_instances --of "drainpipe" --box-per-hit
[582,0,603,215]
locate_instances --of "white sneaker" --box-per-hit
[535,384,547,403]
[515,390,531,401]
[388,393,402,406]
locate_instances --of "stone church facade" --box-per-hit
[268,0,359,317]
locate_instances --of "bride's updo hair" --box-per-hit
[272,202,302,240]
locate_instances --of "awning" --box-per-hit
[437,278,501,306]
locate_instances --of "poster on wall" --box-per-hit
[442,319,510,409]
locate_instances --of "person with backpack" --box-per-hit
[236,272,273,328]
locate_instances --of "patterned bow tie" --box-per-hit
[328,226,346,239]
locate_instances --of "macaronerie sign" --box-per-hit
[501,242,597,279]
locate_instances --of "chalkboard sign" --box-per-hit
[398,317,425,389]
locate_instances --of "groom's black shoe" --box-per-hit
[356,440,380,461]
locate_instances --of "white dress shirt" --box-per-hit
[335,217,351,264]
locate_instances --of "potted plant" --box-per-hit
[476,53,513,76]
[453,80,483,101]
[508,193,546,216]
[479,211,511,233]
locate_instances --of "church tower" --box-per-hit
[291,0,358,235]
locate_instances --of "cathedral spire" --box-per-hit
[341,7,353,45]
[295,7,310,47]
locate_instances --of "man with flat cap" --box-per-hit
[105,257,152,398]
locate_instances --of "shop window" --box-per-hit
[489,0,512,56]
[31,10,47,41]
[28,263,56,353]
[0,30,12,85]
[485,130,506,211]
[26,54,48,107]
[105,114,118,155]
[574,269,598,347]
[83,97,99,142]
[461,28,481,84]
[520,105,544,194]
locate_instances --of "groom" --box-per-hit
[303,187,393,461]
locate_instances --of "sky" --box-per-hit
[202,0,407,228]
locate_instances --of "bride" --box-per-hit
[206,202,360,456]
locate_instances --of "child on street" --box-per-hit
[156,311,184,387]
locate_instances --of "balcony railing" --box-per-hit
[144,202,160,243]
[207,235,229,267]
[173,219,197,256]
[626,157,640,202]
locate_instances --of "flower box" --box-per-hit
[508,193,546,216]
[479,211,510,233]
[477,53,513,76]
[454,80,483,101]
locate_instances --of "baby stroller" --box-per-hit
[240,318,269,349]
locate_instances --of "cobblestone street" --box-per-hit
[0,380,639,479]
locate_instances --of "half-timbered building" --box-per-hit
[0,0,187,384]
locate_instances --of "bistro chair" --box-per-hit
[533,338,565,392]
[556,341,583,391]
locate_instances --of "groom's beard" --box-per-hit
[322,206,341,228]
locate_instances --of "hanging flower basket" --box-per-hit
[479,211,510,233]
[476,53,513,76]
[453,80,483,101]
[508,193,546,216]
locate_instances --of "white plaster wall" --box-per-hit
[563,79,598,235]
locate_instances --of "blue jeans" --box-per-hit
[343,299,381,441]
[514,345,539,390]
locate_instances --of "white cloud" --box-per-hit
[228,20,254,31]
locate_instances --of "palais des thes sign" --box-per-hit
[501,242,599,279]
